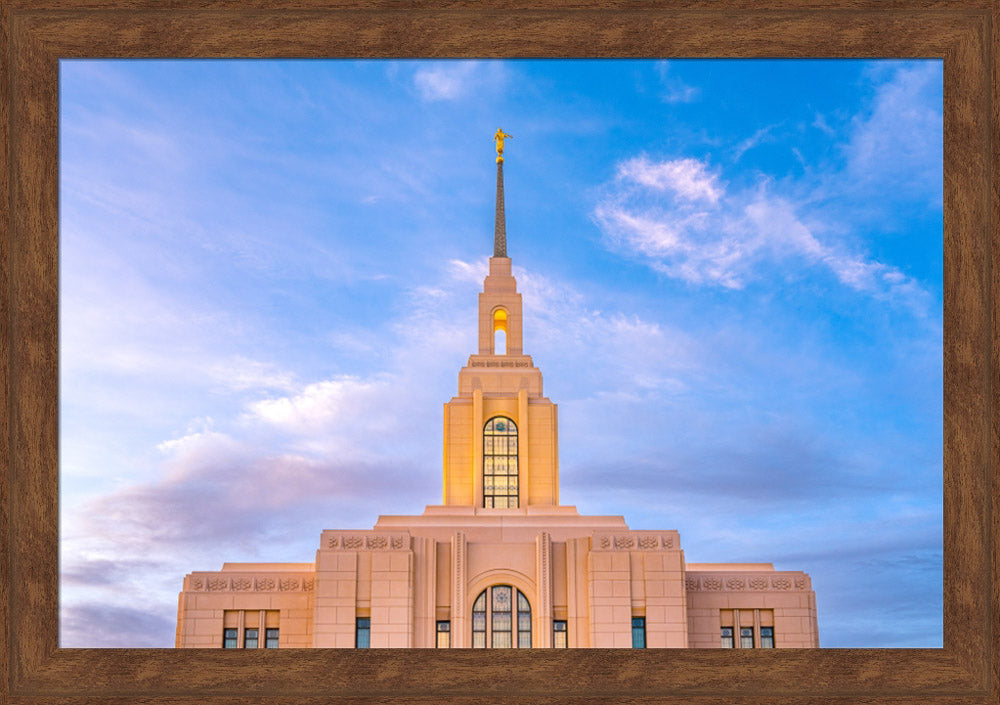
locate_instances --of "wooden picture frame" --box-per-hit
[2,2,995,703]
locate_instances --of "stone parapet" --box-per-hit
[183,572,314,593]
[322,530,411,551]
[685,571,811,592]
[591,530,681,551]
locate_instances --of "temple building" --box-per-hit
[175,131,820,650]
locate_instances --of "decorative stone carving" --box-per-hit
[599,536,611,549]
[302,578,314,591]
[279,578,300,591]
[190,578,204,591]
[684,573,809,592]
[703,577,723,591]
[663,536,674,549]
[367,535,387,549]
[391,536,405,550]
[614,535,635,549]
[342,536,364,549]
[256,578,275,591]
[208,577,229,591]
[327,536,339,548]
[471,360,532,368]
[232,577,252,591]
[638,535,659,550]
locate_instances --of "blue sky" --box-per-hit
[59,59,942,648]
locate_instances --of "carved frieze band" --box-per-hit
[325,533,409,551]
[187,575,314,592]
[594,533,676,551]
[470,360,532,368]
[685,574,810,592]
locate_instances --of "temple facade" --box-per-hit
[175,135,819,650]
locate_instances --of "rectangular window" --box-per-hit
[265,627,279,649]
[760,626,775,648]
[553,620,568,648]
[436,621,450,648]
[223,627,238,648]
[356,617,371,648]
[631,617,646,648]
[244,628,259,649]
[721,626,734,648]
[739,626,754,649]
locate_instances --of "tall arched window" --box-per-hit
[492,308,508,355]
[472,585,531,648]
[483,416,518,508]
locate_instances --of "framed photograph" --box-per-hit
[3,3,995,704]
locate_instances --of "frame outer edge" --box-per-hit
[1,3,994,704]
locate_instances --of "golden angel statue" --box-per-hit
[494,128,513,162]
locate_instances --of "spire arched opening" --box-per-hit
[492,308,508,355]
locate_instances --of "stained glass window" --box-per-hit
[483,417,518,508]
[472,591,487,648]
[436,621,451,648]
[517,591,532,648]
[265,628,279,648]
[553,620,568,648]
[760,626,775,648]
[721,626,735,648]
[244,628,258,649]
[471,585,531,648]
[356,618,370,648]
[631,617,646,648]
[740,626,755,648]
[223,627,238,648]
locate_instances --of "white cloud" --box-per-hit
[844,62,942,202]
[412,61,505,102]
[447,257,489,283]
[616,156,722,203]
[595,156,928,305]
[248,375,397,444]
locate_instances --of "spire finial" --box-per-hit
[494,128,513,163]
[493,128,511,257]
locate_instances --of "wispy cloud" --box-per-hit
[615,155,722,203]
[844,62,942,204]
[595,168,928,306]
[732,125,776,161]
[412,61,506,102]
[655,61,700,104]
[61,602,177,648]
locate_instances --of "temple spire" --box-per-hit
[494,160,506,257]
[493,128,513,258]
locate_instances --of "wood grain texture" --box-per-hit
[1,1,995,703]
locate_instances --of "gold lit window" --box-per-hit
[483,417,518,508]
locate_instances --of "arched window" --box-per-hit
[492,308,507,355]
[472,585,531,648]
[483,416,518,508]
